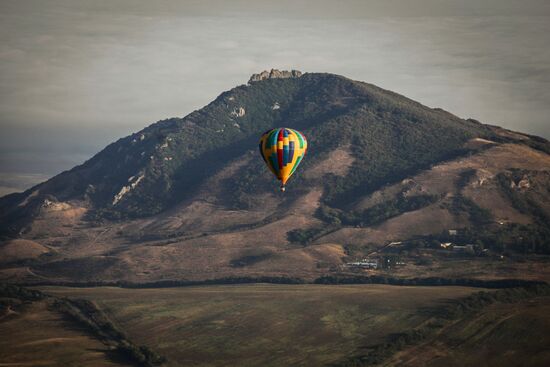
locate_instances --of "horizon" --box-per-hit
[1,0,550,196]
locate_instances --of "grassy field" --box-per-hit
[39,284,483,367]
[384,296,550,367]
[0,300,133,367]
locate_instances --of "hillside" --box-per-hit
[0,70,549,283]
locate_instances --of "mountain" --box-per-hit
[1,70,549,283]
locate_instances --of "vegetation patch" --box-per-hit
[287,227,326,245]
[229,253,273,267]
[455,168,477,189]
[318,194,440,227]
[313,275,545,288]
[23,276,306,289]
[497,169,550,224]
[443,194,493,225]
[418,224,550,254]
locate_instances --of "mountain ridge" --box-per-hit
[1,72,486,221]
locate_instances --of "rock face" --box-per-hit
[231,107,246,117]
[248,69,302,83]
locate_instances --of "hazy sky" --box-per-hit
[1,0,550,195]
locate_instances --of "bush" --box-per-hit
[287,228,323,245]
[318,195,439,227]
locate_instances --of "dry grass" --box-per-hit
[0,239,49,264]
[39,284,483,367]
[0,300,132,367]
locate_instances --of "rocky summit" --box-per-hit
[248,69,303,83]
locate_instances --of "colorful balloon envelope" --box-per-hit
[258,127,308,191]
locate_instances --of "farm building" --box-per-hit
[346,259,378,269]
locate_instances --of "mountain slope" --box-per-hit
[1,72,497,225]
[1,70,549,283]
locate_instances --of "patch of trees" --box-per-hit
[22,276,306,289]
[318,194,439,227]
[52,298,165,366]
[118,276,306,288]
[230,253,273,267]
[115,343,166,367]
[443,195,493,225]
[20,275,548,290]
[455,168,477,189]
[53,298,126,342]
[0,283,45,301]
[437,283,550,319]
[497,170,550,225]
[0,284,45,314]
[424,223,550,255]
[0,253,56,269]
[331,328,433,367]
[314,275,546,289]
[287,227,325,245]
[343,243,375,258]
[319,110,481,209]
[520,134,550,155]
[478,170,550,254]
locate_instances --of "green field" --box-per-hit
[40,284,483,367]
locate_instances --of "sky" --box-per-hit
[1,0,550,195]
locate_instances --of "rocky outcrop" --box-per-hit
[231,107,246,117]
[112,174,145,205]
[249,69,302,83]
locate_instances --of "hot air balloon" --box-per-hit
[258,127,307,191]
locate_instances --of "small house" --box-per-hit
[346,259,378,269]
[453,244,474,252]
